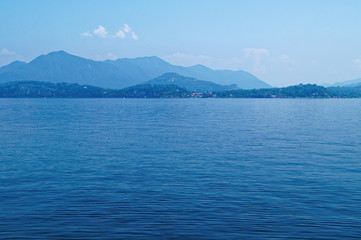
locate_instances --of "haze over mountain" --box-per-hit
[143,72,238,92]
[323,78,361,87]
[0,51,271,89]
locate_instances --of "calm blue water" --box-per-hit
[1,98,361,239]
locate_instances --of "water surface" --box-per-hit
[1,98,361,239]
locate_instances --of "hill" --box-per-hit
[142,72,238,92]
[0,51,270,89]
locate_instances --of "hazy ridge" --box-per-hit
[0,51,270,90]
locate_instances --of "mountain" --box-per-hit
[0,51,134,89]
[142,72,238,92]
[324,78,361,87]
[0,50,271,89]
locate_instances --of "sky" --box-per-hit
[1,0,361,86]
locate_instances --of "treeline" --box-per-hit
[1,81,361,98]
[216,84,331,98]
[0,81,190,98]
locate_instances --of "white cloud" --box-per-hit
[164,52,216,66]
[83,24,138,40]
[131,31,138,40]
[0,48,16,56]
[92,53,118,61]
[123,24,131,33]
[93,25,108,38]
[114,24,138,40]
[81,24,138,40]
[106,53,118,60]
[163,50,293,75]
[0,49,28,67]
[93,54,102,61]
[162,52,243,70]
[355,57,361,69]
[276,54,293,65]
[81,31,92,37]
[121,24,138,40]
[244,48,270,59]
[244,48,270,74]
[242,48,294,76]
[114,29,126,39]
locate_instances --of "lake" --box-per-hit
[1,98,361,239]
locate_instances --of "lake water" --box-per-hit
[1,98,361,239]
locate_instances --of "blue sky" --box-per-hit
[1,0,361,86]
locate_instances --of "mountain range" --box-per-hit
[323,78,361,87]
[0,51,270,89]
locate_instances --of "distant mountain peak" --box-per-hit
[139,56,161,60]
[160,72,187,78]
[189,64,210,70]
[112,56,168,64]
[37,50,70,57]
[7,60,26,67]
[30,50,83,65]
[11,60,26,64]
[46,50,77,57]
[51,50,67,54]
[133,56,170,64]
